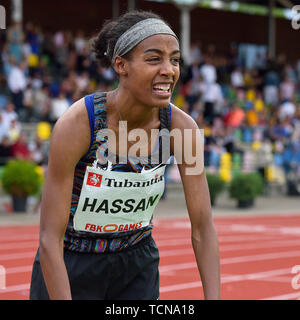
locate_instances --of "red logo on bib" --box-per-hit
[87,172,102,187]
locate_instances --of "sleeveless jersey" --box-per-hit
[63,92,172,253]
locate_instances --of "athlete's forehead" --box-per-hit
[132,34,180,56]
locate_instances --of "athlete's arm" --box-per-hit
[39,98,90,300]
[170,105,220,300]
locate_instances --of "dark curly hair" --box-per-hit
[91,10,166,68]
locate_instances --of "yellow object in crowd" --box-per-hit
[252,141,261,151]
[89,79,97,91]
[204,127,211,137]
[27,54,39,68]
[254,99,264,112]
[265,166,275,182]
[219,167,232,182]
[174,94,185,109]
[243,73,254,87]
[219,153,232,182]
[37,122,51,140]
[35,165,45,186]
[246,89,255,102]
[220,152,232,167]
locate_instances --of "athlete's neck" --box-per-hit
[107,88,159,130]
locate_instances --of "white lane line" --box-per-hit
[156,234,279,247]
[222,250,300,265]
[0,283,30,294]
[220,239,300,252]
[155,223,300,237]
[261,292,300,300]
[0,234,39,242]
[221,268,292,282]
[5,265,33,274]
[159,244,300,259]
[160,281,202,293]
[160,268,294,294]
[160,250,300,272]
[0,241,38,251]
[256,276,292,283]
[157,238,300,253]
[0,251,36,261]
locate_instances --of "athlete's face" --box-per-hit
[120,34,180,108]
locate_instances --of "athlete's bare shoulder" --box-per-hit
[54,97,87,129]
[49,97,91,167]
[169,103,199,131]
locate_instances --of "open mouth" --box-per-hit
[153,83,172,96]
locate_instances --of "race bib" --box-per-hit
[73,161,165,234]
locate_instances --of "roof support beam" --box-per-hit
[268,0,276,61]
[276,0,294,9]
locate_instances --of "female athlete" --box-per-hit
[30,10,220,300]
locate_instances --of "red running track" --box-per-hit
[0,214,300,300]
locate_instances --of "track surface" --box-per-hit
[0,214,300,300]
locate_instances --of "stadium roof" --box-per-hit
[224,0,300,8]
[161,0,300,7]
[146,0,300,19]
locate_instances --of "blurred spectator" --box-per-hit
[280,75,295,101]
[28,136,47,165]
[11,132,32,160]
[23,83,34,122]
[7,119,21,144]
[1,103,18,129]
[199,80,224,124]
[187,41,202,66]
[49,91,70,123]
[231,66,244,88]
[0,136,12,165]
[283,142,300,174]
[0,114,8,142]
[263,64,280,105]
[7,60,27,114]
[33,84,51,121]
[199,55,217,84]
[224,104,245,128]
[76,71,90,92]
[7,22,24,63]
[74,31,87,54]
[279,100,296,120]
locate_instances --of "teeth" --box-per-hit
[153,84,170,92]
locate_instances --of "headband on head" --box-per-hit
[112,18,178,62]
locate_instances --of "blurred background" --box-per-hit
[0,0,299,214]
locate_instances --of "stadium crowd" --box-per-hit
[0,21,300,192]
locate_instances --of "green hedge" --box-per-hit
[229,172,264,202]
[1,160,42,196]
[206,173,226,205]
